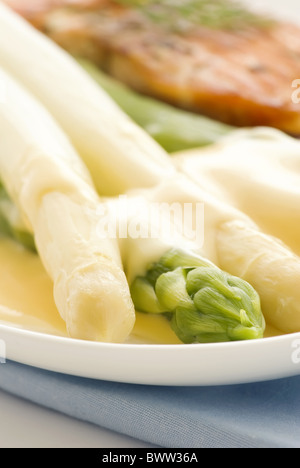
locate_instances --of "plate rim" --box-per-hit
[1,322,300,386]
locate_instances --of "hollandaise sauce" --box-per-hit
[0,237,183,344]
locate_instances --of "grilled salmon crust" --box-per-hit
[4,0,300,134]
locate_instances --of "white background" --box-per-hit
[0,0,299,449]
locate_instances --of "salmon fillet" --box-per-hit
[4,0,300,134]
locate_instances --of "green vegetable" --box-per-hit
[0,182,36,251]
[130,248,265,343]
[79,59,233,153]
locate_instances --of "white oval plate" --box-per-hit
[1,324,300,386]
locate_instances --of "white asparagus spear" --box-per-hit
[103,191,265,343]
[216,219,300,334]
[119,177,300,335]
[0,65,135,343]
[0,2,175,196]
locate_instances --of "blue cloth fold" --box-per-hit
[0,360,300,448]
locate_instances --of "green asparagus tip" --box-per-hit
[130,248,265,343]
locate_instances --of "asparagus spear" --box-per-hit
[98,192,264,343]
[123,174,300,338]
[79,59,233,153]
[0,65,135,343]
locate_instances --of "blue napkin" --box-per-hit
[0,359,300,448]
